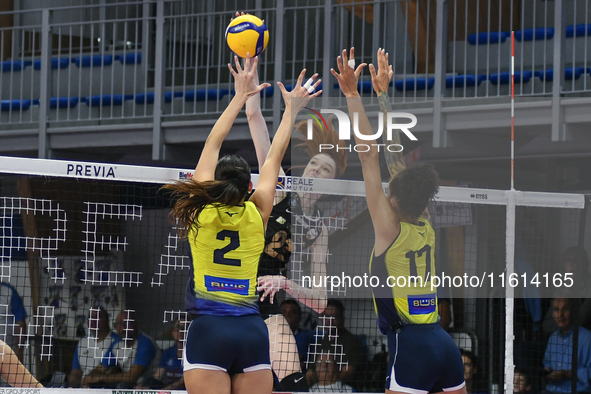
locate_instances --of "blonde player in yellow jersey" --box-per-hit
[332,47,466,394]
[163,54,321,394]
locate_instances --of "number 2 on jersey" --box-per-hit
[214,230,241,266]
[405,245,431,283]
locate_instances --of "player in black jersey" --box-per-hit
[244,58,347,390]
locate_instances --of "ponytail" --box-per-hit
[163,179,247,238]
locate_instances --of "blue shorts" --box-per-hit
[183,314,271,375]
[386,323,465,393]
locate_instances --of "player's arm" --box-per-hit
[332,48,400,254]
[258,225,327,313]
[244,57,288,203]
[243,55,283,176]
[194,54,270,182]
[370,48,430,222]
[232,10,271,170]
[369,49,405,178]
[250,69,321,225]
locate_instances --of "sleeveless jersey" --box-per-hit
[370,218,438,332]
[185,201,265,316]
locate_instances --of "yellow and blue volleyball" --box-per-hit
[225,15,269,58]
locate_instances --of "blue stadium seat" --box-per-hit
[535,67,585,82]
[135,92,183,104]
[565,24,591,38]
[33,58,70,70]
[73,54,114,68]
[394,77,435,91]
[1,99,32,111]
[468,31,509,45]
[358,80,373,93]
[83,94,134,106]
[515,27,555,41]
[489,71,533,85]
[184,89,230,101]
[116,53,142,65]
[1,60,32,72]
[445,75,487,88]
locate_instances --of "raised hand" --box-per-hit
[276,68,322,114]
[331,47,366,97]
[228,54,270,100]
[369,48,393,96]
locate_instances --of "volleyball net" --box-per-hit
[0,156,587,392]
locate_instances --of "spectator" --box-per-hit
[543,297,591,393]
[461,349,488,394]
[543,247,591,334]
[280,299,314,367]
[514,368,532,394]
[68,307,119,388]
[307,300,366,387]
[81,310,157,388]
[0,282,27,362]
[309,352,354,393]
[139,319,185,390]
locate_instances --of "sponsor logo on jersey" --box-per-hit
[407,294,436,315]
[204,275,249,296]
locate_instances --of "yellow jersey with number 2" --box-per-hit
[185,201,264,317]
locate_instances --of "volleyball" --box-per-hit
[225,14,269,58]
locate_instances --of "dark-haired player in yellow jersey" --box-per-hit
[163,54,321,394]
[333,47,466,394]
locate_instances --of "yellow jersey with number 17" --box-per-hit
[185,201,265,317]
[369,218,438,332]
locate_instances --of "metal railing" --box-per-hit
[0,0,590,156]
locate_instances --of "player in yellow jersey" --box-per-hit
[163,54,321,394]
[332,48,466,394]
